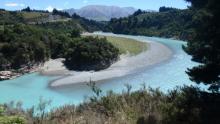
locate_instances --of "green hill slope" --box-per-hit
[104,7,195,41]
[0,9,103,32]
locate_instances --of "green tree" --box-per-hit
[184,0,220,91]
[64,37,119,71]
[21,6,31,12]
[133,9,143,16]
[105,7,195,41]
[70,29,80,38]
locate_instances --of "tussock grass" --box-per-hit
[20,12,49,19]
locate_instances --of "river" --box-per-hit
[0,33,203,110]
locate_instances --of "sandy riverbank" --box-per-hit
[40,37,172,87]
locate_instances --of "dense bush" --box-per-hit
[0,24,73,70]
[0,24,50,70]
[64,36,119,71]
[0,24,119,71]
[104,7,195,41]
[0,10,24,25]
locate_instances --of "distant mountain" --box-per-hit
[64,5,136,21]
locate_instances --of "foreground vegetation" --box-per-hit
[183,0,220,92]
[0,85,219,124]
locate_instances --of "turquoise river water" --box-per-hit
[0,33,204,110]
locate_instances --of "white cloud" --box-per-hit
[46,6,54,12]
[46,6,63,12]
[5,3,25,7]
[83,0,88,4]
[57,8,63,11]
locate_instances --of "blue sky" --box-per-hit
[0,0,190,11]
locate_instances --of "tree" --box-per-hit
[21,6,31,12]
[64,37,119,71]
[70,29,80,38]
[52,8,59,15]
[0,24,51,70]
[159,6,178,12]
[105,7,194,41]
[133,9,143,16]
[183,0,220,92]
[52,9,70,18]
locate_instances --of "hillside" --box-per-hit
[0,9,103,32]
[64,5,136,21]
[104,7,195,41]
[0,9,114,73]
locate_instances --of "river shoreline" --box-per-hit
[0,64,43,81]
[40,35,173,87]
[0,35,173,87]
[1,34,196,110]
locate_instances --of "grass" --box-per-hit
[20,12,49,19]
[0,116,26,124]
[48,18,72,22]
[88,35,148,55]
[20,12,72,23]
[0,25,3,30]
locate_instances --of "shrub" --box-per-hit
[64,36,119,71]
[0,116,26,124]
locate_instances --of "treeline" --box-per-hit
[0,6,198,41]
[21,6,49,13]
[104,7,195,41]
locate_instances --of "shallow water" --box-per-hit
[0,33,202,109]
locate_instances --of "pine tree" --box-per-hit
[184,0,220,92]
